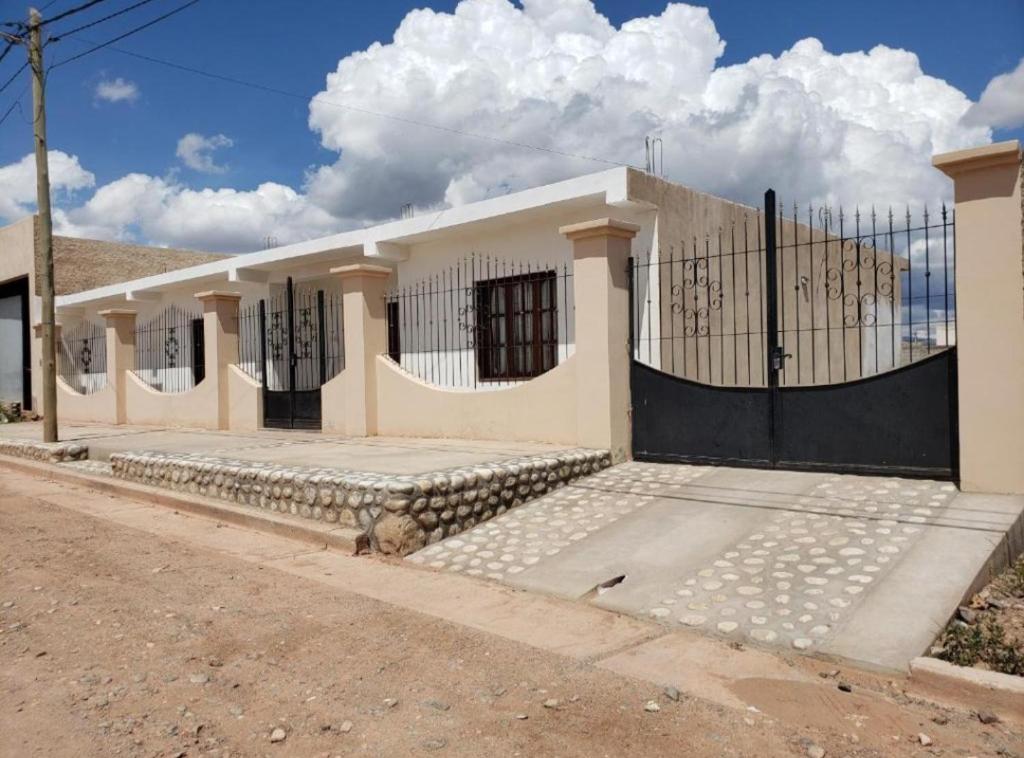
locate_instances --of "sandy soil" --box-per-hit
[1,474,1022,757]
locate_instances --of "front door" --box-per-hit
[261,278,327,430]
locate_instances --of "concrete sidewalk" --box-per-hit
[0,421,565,475]
[410,462,1024,671]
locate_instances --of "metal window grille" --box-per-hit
[133,305,203,393]
[383,254,574,389]
[58,321,107,394]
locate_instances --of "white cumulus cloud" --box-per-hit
[53,172,340,252]
[0,151,94,221]
[176,133,234,173]
[95,77,139,104]
[306,0,989,217]
[965,58,1024,130]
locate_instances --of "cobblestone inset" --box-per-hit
[648,474,958,650]
[0,438,88,463]
[59,459,114,477]
[408,463,714,579]
[107,448,611,555]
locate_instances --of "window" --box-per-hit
[475,271,558,381]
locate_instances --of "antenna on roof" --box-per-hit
[400,203,414,220]
[644,136,664,177]
[262,235,278,250]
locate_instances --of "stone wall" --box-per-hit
[108,448,612,555]
[0,438,88,463]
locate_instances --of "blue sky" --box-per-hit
[0,0,1021,251]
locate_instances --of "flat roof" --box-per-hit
[57,167,636,308]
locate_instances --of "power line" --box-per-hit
[40,0,110,28]
[61,39,629,169]
[50,0,199,69]
[0,60,26,96]
[49,0,160,41]
[0,83,26,128]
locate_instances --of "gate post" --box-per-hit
[97,308,136,424]
[933,140,1024,494]
[330,263,393,436]
[194,291,242,431]
[560,218,640,461]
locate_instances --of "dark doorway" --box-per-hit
[0,276,32,411]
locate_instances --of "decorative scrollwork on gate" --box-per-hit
[295,306,315,360]
[670,254,723,337]
[79,339,93,374]
[268,311,286,361]
[825,235,892,327]
[164,327,179,368]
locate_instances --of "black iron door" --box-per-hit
[260,278,327,430]
[630,188,959,479]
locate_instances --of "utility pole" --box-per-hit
[28,7,58,442]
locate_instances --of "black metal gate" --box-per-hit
[630,189,959,479]
[247,278,343,430]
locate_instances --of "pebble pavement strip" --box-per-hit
[407,463,715,579]
[654,474,957,650]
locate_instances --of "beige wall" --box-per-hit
[934,141,1024,494]
[227,365,262,432]
[629,171,906,387]
[56,377,117,424]
[375,354,578,444]
[124,372,221,429]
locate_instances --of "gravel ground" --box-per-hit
[1,473,1021,757]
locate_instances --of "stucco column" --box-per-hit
[98,309,136,424]
[330,263,393,436]
[560,218,639,461]
[933,140,1024,494]
[195,291,241,431]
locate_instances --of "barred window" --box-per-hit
[475,271,558,381]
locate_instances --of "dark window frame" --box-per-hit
[475,270,559,382]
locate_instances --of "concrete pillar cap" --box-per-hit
[330,263,394,279]
[194,290,242,302]
[933,139,1021,177]
[97,308,137,318]
[559,218,640,241]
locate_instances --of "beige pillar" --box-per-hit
[330,263,393,436]
[933,140,1024,494]
[98,309,136,424]
[560,218,639,461]
[195,291,242,431]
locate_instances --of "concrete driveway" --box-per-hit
[410,462,1024,671]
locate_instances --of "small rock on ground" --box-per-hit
[643,700,660,713]
[663,686,680,702]
[269,727,287,743]
[806,745,826,758]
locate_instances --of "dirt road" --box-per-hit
[1,468,1020,757]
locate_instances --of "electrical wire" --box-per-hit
[0,60,26,96]
[49,0,160,41]
[39,0,110,27]
[0,83,26,128]
[50,0,198,69]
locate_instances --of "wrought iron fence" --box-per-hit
[631,201,955,387]
[58,321,107,394]
[134,305,204,393]
[237,288,344,389]
[384,253,574,389]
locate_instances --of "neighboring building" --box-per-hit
[0,215,226,411]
